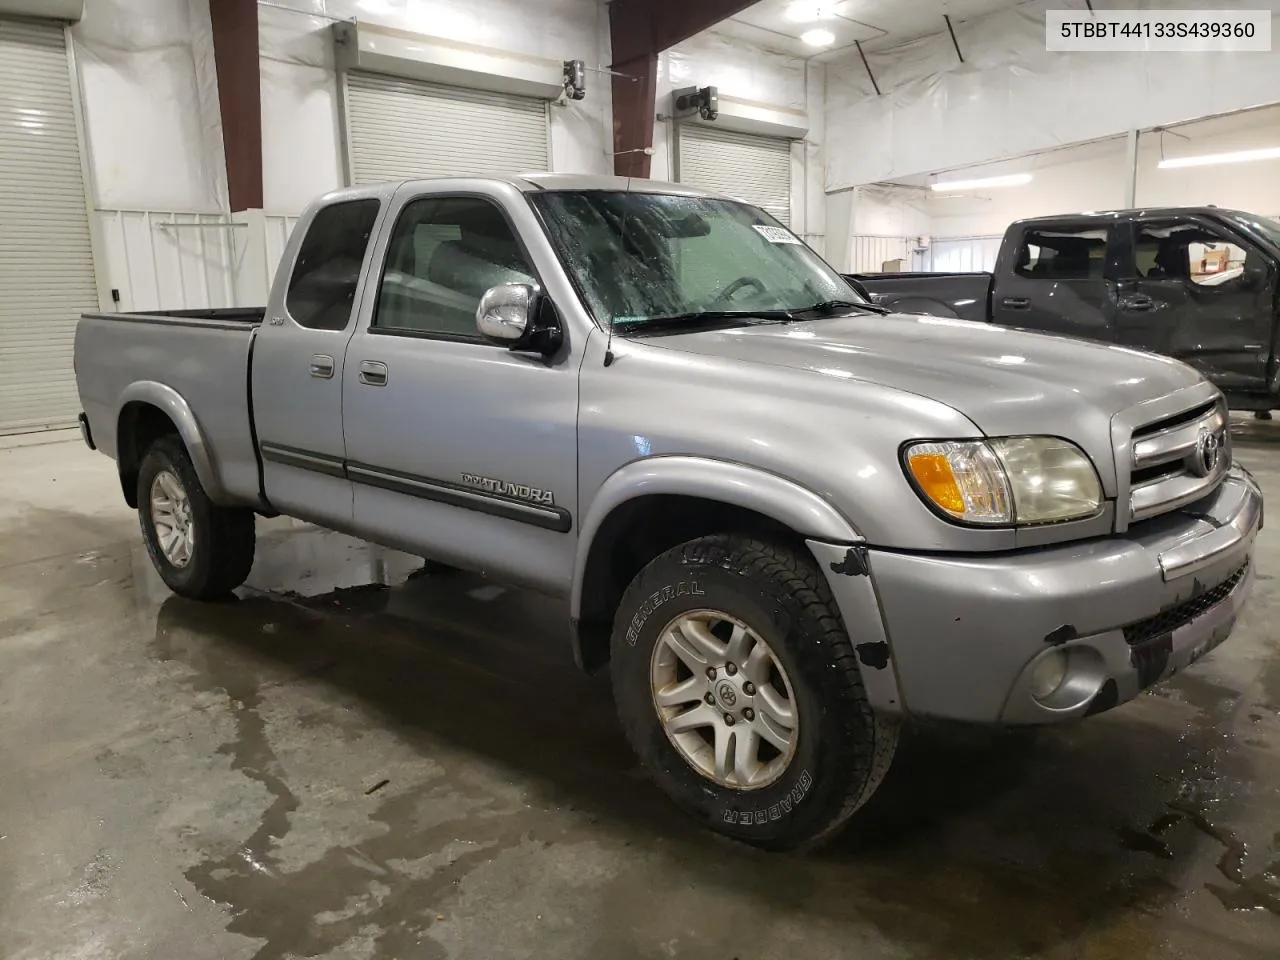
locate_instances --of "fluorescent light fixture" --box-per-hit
[786,1,840,21]
[930,173,1033,192]
[801,27,836,46]
[1158,146,1280,169]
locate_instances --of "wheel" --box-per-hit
[137,435,256,600]
[610,534,899,850]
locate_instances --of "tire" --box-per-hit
[610,534,899,851]
[137,435,256,600]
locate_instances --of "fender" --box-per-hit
[117,381,228,503]
[570,455,862,621]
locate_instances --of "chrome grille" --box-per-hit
[1127,398,1229,523]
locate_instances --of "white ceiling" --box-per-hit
[716,0,1032,59]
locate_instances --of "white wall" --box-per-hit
[825,0,1280,190]
[72,0,225,212]
[1136,104,1280,214]
[922,138,1130,239]
[841,101,1280,261]
[651,28,827,249]
[824,184,931,271]
[259,0,614,215]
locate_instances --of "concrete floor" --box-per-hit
[2,423,1279,960]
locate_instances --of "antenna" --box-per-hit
[604,178,630,367]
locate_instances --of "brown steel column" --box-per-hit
[209,0,263,211]
[611,54,658,178]
[608,0,758,178]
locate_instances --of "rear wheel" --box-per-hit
[137,436,255,600]
[611,534,899,850]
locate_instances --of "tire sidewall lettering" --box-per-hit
[721,769,814,826]
[624,579,705,647]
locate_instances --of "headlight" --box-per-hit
[904,437,1102,526]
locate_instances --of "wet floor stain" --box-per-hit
[4,455,1280,960]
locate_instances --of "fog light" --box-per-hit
[1029,650,1068,701]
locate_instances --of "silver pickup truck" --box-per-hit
[74,174,1263,850]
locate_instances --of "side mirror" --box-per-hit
[476,283,563,356]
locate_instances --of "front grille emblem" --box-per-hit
[1191,426,1225,477]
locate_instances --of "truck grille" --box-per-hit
[1122,560,1247,689]
[1127,398,1229,523]
[1122,560,1248,647]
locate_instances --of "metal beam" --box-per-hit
[611,54,659,178]
[608,0,760,68]
[209,0,263,212]
[1124,128,1139,207]
[608,0,759,177]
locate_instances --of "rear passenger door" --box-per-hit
[251,194,383,529]
[990,223,1119,342]
[341,185,581,596]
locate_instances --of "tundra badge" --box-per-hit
[460,472,555,506]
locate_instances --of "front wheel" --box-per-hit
[610,534,899,850]
[137,436,256,600]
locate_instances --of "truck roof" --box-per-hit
[1012,206,1263,227]
[321,173,725,203]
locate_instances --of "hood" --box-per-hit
[650,312,1206,490]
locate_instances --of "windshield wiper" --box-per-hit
[790,298,890,317]
[619,310,795,334]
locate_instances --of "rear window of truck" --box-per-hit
[1015,228,1107,281]
[286,199,381,331]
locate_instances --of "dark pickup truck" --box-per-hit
[850,207,1280,413]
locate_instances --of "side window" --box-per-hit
[374,196,536,338]
[285,199,380,330]
[1135,222,1251,288]
[1014,228,1108,280]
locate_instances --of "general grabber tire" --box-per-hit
[137,436,256,600]
[610,534,899,851]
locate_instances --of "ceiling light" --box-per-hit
[930,173,1033,191]
[1158,146,1280,169]
[786,2,839,22]
[801,28,836,47]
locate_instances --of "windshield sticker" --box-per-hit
[753,225,801,245]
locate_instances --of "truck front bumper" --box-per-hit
[809,465,1263,725]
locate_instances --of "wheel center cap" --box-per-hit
[713,676,747,712]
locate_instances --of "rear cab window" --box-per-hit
[286,199,381,330]
[1014,227,1109,280]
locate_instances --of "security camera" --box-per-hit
[698,86,718,121]
[562,60,586,101]
[674,86,718,122]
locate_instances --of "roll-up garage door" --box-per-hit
[0,18,97,434]
[677,124,792,226]
[344,72,550,184]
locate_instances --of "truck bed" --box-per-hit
[75,307,265,506]
[82,306,267,328]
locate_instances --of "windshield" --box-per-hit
[1230,212,1280,251]
[529,190,865,330]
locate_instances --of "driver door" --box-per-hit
[340,185,581,596]
[1115,217,1274,392]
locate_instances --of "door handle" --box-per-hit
[309,354,335,379]
[1002,297,1031,309]
[358,360,389,386]
[1121,296,1155,312]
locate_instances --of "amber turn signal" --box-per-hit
[906,452,965,514]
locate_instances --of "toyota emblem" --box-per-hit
[1192,427,1224,477]
[716,681,738,707]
